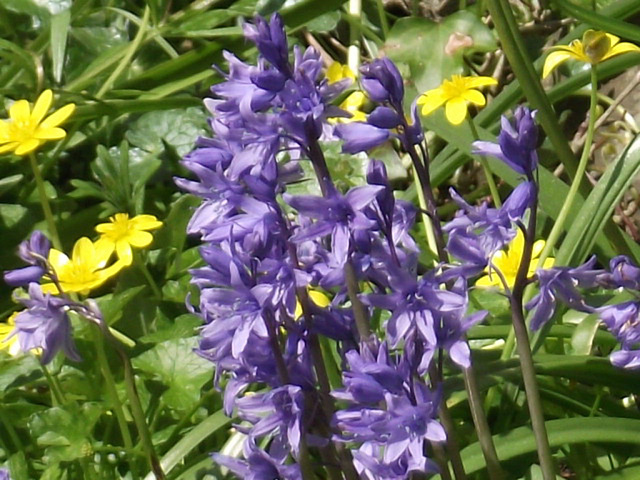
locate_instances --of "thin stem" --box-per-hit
[347,0,361,74]
[462,367,504,480]
[467,118,502,207]
[96,6,150,98]
[40,363,66,406]
[537,67,599,268]
[134,252,163,299]
[28,153,62,250]
[509,190,556,479]
[438,399,468,480]
[92,326,137,479]
[412,162,440,264]
[345,260,371,341]
[374,0,389,38]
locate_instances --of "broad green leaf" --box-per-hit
[569,313,600,356]
[138,314,201,344]
[125,107,208,157]
[8,451,29,480]
[28,403,102,464]
[132,337,212,412]
[384,12,496,97]
[0,351,41,395]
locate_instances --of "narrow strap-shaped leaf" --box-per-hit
[553,0,640,43]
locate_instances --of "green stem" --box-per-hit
[96,6,150,98]
[413,163,440,264]
[28,153,62,250]
[347,0,361,74]
[537,67,599,267]
[374,0,389,38]
[0,405,24,452]
[462,367,505,480]
[509,191,556,480]
[92,326,138,479]
[467,118,502,207]
[40,363,66,406]
[485,0,579,179]
[135,252,163,299]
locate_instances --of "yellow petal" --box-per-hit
[418,90,447,116]
[475,273,502,288]
[34,127,66,140]
[39,103,75,129]
[308,290,331,308]
[542,51,572,78]
[0,120,10,142]
[462,76,498,89]
[14,139,41,156]
[40,283,61,295]
[0,142,18,154]
[94,238,116,262]
[605,33,621,47]
[603,41,640,60]
[531,239,546,259]
[130,214,163,231]
[48,248,70,271]
[461,89,486,106]
[115,241,133,266]
[540,257,555,270]
[444,97,468,125]
[9,100,31,124]
[126,230,153,248]
[326,62,343,83]
[31,90,53,125]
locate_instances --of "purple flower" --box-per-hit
[335,122,390,154]
[11,284,80,364]
[473,106,539,176]
[598,302,640,369]
[0,468,10,480]
[601,255,640,290]
[213,438,302,480]
[360,58,404,109]
[4,231,51,286]
[243,14,290,76]
[236,385,306,456]
[526,257,603,331]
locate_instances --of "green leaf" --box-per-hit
[8,452,29,480]
[125,107,208,157]
[384,12,496,96]
[144,409,233,479]
[50,8,70,83]
[132,337,212,412]
[556,135,640,266]
[28,403,102,464]
[95,286,146,326]
[0,353,41,395]
[432,417,640,478]
[138,314,201,344]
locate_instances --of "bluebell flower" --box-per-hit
[4,231,51,287]
[600,255,640,290]
[473,106,539,176]
[213,437,302,480]
[597,302,640,370]
[526,257,603,331]
[360,58,405,109]
[0,468,10,480]
[11,283,80,364]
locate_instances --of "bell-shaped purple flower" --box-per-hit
[336,122,390,154]
[4,231,51,286]
[360,58,404,108]
[11,284,80,364]
[473,106,539,176]
[243,14,290,76]
[598,301,640,370]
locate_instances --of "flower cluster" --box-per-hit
[2,213,162,363]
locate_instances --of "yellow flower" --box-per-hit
[326,62,356,84]
[332,91,367,124]
[0,89,75,156]
[543,30,640,79]
[476,229,555,290]
[42,237,126,295]
[294,289,331,319]
[417,74,497,126]
[0,312,21,357]
[95,213,163,266]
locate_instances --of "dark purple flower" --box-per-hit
[360,58,404,108]
[4,231,51,286]
[601,256,640,290]
[11,284,80,364]
[473,106,539,176]
[243,14,290,75]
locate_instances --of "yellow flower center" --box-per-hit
[8,118,38,143]
[440,75,468,98]
[101,214,134,241]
